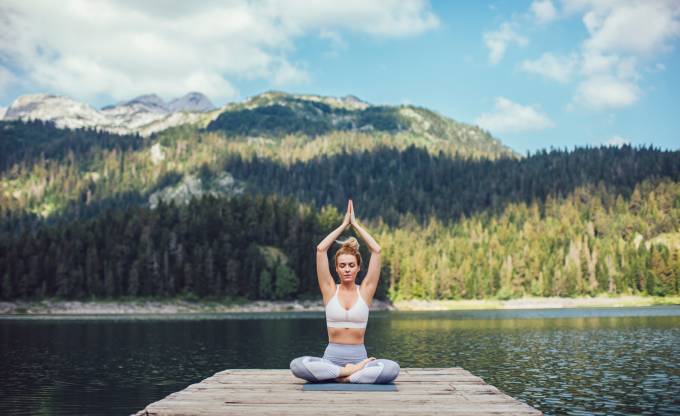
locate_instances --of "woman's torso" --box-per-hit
[325,284,370,345]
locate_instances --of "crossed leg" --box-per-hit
[347,359,400,384]
[289,356,340,382]
[289,356,399,384]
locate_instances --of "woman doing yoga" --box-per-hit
[289,199,400,384]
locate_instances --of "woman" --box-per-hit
[289,199,400,384]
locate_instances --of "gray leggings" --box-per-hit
[290,343,400,384]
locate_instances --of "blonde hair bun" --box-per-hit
[334,236,362,267]
[336,236,360,251]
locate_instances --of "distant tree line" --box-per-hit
[218,143,680,226]
[0,120,147,172]
[1,120,678,302]
[378,178,680,300]
[1,178,678,302]
[206,103,404,137]
[4,137,677,240]
[0,193,388,301]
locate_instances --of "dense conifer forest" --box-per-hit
[1,119,678,301]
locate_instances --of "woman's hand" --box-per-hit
[356,356,376,369]
[349,199,357,226]
[341,199,351,229]
[342,357,376,375]
[335,356,377,381]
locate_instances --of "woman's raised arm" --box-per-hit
[349,200,381,254]
[316,200,351,302]
[349,200,381,303]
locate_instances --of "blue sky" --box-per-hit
[1,0,678,154]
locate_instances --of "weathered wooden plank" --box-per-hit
[142,404,539,416]
[144,402,539,412]
[184,384,502,393]
[212,367,471,376]
[210,375,486,383]
[134,368,542,416]
[159,392,521,403]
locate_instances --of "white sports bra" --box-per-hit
[325,284,369,329]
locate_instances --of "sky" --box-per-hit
[0,0,679,155]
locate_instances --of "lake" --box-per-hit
[1,306,679,415]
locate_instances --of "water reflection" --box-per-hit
[1,307,679,416]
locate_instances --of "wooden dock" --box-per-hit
[133,367,542,415]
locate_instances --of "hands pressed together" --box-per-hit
[342,199,357,229]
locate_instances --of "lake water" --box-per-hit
[1,307,679,416]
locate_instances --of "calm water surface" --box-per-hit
[1,306,679,415]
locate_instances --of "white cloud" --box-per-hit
[521,52,578,82]
[483,23,528,64]
[553,0,680,111]
[531,0,557,24]
[475,97,554,133]
[271,59,310,86]
[605,135,630,147]
[319,29,347,59]
[579,2,680,55]
[580,51,639,79]
[0,0,439,104]
[573,76,640,110]
[319,30,346,48]
[580,50,618,75]
[269,0,439,38]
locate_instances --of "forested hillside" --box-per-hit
[1,106,678,302]
[1,178,678,301]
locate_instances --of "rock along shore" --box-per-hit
[0,295,677,315]
[0,298,395,314]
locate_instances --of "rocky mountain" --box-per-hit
[1,90,517,158]
[238,91,370,111]
[4,94,111,129]
[103,92,215,113]
[112,94,168,112]
[168,92,215,112]
[2,92,217,136]
[209,91,517,158]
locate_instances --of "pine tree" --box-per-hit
[128,261,140,297]
[274,261,298,300]
[225,258,240,296]
[259,269,273,300]
[104,266,116,297]
[183,262,194,295]
[85,245,101,297]
[55,263,69,298]
[204,246,215,297]
[2,272,13,299]
[648,245,663,295]
[162,250,172,296]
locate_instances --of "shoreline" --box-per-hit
[0,295,678,315]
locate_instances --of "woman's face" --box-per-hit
[336,254,360,283]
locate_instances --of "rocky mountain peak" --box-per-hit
[168,92,215,113]
[244,90,370,111]
[123,94,168,112]
[4,94,109,129]
[3,92,216,135]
